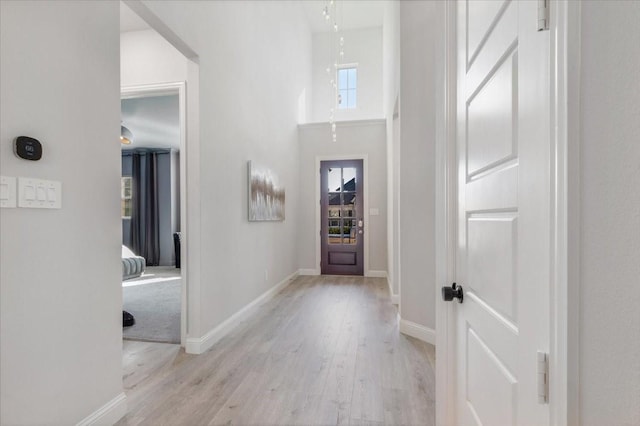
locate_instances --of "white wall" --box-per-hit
[398,1,437,331]
[297,120,388,275]
[0,1,124,424]
[382,1,401,298]
[579,2,640,424]
[139,0,312,341]
[311,27,383,123]
[121,29,188,87]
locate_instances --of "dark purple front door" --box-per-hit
[320,160,364,276]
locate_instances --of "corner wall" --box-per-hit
[0,1,124,424]
[398,1,437,333]
[579,2,640,424]
[382,1,401,299]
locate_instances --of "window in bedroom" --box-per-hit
[121,176,132,219]
[337,66,357,109]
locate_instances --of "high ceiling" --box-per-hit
[301,0,385,33]
[120,1,384,35]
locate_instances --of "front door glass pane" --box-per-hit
[343,194,356,218]
[328,167,342,192]
[344,219,357,245]
[343,168,356,192]
[326,166,359,247]
[328,219,342,245]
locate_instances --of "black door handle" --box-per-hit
[442,283,463,303]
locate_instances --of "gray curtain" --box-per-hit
[126,149,168,266]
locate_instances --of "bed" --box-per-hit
[122,245,146,281]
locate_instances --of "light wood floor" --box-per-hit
[118,275,436,426]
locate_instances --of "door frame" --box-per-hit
[121,82,189,347]
[315,154,370,276]
[435,1,582,424]
[320,159,365,276]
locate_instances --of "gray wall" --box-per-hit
[121,95,180,150]
[398,1,437,331]
[0,1,123,424]
[579,2,640,424]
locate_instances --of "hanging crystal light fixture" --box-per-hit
[323,0,342,142]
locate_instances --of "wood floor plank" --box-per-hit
[118,275,435,425]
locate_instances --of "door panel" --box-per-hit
[456,1,550,425]
[467,52,517,176]
[467,214,517,322]
[321,160,364,275]
[466,326,517,426]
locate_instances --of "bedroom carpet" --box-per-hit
[123,269,180,344]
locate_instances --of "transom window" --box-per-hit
[338,67,357,109]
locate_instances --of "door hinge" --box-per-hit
[537,351,549,404]
[537,0,549,31]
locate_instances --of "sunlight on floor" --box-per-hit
[122,276,180,287]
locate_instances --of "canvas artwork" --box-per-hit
[248,161,285,221]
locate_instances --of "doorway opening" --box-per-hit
[320,159,364,275]
[119,0,199,360]
[121,87,183,345]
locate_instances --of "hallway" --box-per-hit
[118,276,435,425]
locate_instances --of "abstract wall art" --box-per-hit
[248,161,285,221]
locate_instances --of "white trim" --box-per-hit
[366,270,387,278]
[185,270,299,355]
[298,268,320,276]
[298,118,386,130]
[75,393,127,426]
[549,2,581,425]
[121,81,190,348]
[387,276,399,305]
[399,318,436,346]
[314,154,370,276]
[435,1,458,425]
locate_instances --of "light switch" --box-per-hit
[47,187,56,202]
[0,176,17,208]
[369,208,379,216]
[24,185,35,201]
[36,186,46,201]
[18,178,61,209]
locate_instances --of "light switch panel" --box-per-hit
[369,208,379,216]
[18,177,61,209]
[0,176,17,208]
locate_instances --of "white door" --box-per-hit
[454,1,550,425]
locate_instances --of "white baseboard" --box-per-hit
[387,276,399,305]
[185,270,299,354]
[366,270,387,278]
[399,317,436,345]
[298,268,320,276]
[76,393,127,426]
